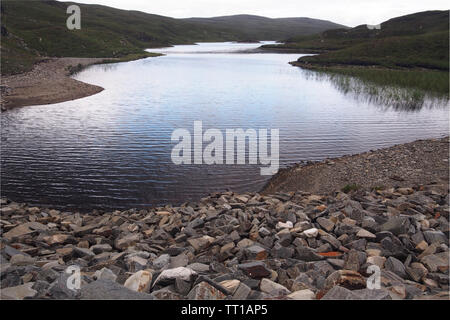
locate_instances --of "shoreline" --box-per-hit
[263,136,449,196]
[0,53,161,111]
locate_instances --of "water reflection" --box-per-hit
[302,69,450,111]
[1,43,448,210]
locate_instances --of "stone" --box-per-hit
[43,234,71,245]
[219,279,241,294]
[1,282,38,300]
[303,228,319,238]
[317,218,335,232]
[325,270,366,291]
[379,217,410,236]
[124,270,152,293]
[187,235,215,252]
[321,286,359,300]
[244,245,268,260]
[153,254,171,269]
[90,244,112,254]
[232,282,252,300]
[80,280,154,300]
[114,233,141,250]
[187,281,226,300]
[287,289,315,300]
[238,261,271,279]
[154,267,197,286]
[420,253,449,272]
[423,231,447,245]
[385,257,407,279]
[260,278,290,296]
[295,246,324,261]
[94,268,117,282]
[187,263,210,273]
[10,254,35,266]
[367,256,386,268]
[356,229,376,239]
[3,222,47,240]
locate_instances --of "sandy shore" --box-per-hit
[0,57,109,110]
[263,137,449,195]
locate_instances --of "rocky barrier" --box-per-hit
[1,183,449,300]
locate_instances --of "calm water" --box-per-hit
[1,42,449,210]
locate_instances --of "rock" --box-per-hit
[420,253,449,272]
[80,280,154,300]
[423,231,447,245]
[385,257,407,279]
[244,245,268,260]
[154,267,197,286]
[260,278,290,296]
[3,222,47,240]
[187,281,226,300]
[317,218,335,232]
[153,254,171,269]
[187,263,210,273]
[276,221,293,230]
[325,270,366,291]
[295,246,324,261]
[90,244,112,254]
[367,256,386,268]
[321,286,359,300]
[187,236,215,252]
[238,261,271,279]
[303,228,319,238]
[10,254,35,266]
[232,282,251,300]
[356,229,376,239]
[114,233,141,250]
[287,289,315,300]
[1,282,38,300]
[124,270,152,293]
[219,279,241,294]
[379,217,410,236]
[94,268,117,282]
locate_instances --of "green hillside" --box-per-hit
[263,10,449,71]
[0,0,346,75]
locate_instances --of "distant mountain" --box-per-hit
[0,1,346,75]
[184,15,348,40]
[264,10,449,71]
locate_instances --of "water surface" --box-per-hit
[1,42,448,209]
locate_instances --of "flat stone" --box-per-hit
[260,278,291,296]
[287,289,315,300]
[153,254,171,269]
[3,222,47,240]
[238,261,271,279]
[244,245,268,260]
[356,229,376,239]
[80,280,154,300]
[94,267,117,282]
[232,282,251,300]
[1,282,37,300]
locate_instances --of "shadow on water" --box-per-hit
[302,68,450,112]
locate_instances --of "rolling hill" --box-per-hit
[0,0,346,75]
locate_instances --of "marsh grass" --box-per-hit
[303,67,449,111]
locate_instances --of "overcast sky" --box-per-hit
[71,0,449,27]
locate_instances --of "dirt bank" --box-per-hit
[262,137,449,195]
[0,57,109,110]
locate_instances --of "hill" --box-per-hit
[263,10,449,71]
[184,14,347,40]
[0,0,346,75]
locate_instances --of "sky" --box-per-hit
[71,0,449,27]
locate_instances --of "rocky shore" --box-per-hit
[0,57,107,111]
[263,137,449,196]
[1,182,449,300]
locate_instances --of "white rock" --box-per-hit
[219,279,241,294]
[276,221,293,230]
[302,228,319,238]
[287,289,316,300]
[154,267,197,286]
[356,229,376,239]
[124,270,152,293]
